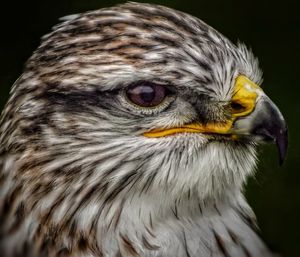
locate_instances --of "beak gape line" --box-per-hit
[144,75,288,165]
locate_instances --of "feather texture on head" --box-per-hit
[0,2,286,257]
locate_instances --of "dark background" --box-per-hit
[0,0,299,256]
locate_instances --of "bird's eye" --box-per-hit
[126,82,168,107]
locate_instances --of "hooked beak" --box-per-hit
[232,93,288,165]
[144,75,288,165]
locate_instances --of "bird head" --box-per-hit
[0,2,287,204]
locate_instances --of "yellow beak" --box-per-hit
[143,75,262,138]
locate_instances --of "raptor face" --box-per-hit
[0,2,287,257]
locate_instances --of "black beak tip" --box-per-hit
[279,155,285,166]
[276,127,288,166]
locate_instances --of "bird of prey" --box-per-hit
[0,2,288,257]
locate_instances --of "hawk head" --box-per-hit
[0,2,287,257]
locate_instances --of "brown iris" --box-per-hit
[126,82,167,107]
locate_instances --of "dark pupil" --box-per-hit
[127,83,166,107]
[140,86,155,103]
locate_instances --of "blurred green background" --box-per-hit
[0,0,299,256]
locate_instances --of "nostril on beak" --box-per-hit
[231,101,246,112]
[230,101,248,116]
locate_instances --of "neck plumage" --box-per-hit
[0,153,271,257]
[88,188,272,257]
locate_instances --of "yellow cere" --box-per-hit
[231,75,262,117]
[143,75,263,138]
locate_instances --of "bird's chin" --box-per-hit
[150,132,256,152]
[158,131,255,146]
[205,133,234,141]
[205,133,255,145]
[146,132,257,200]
